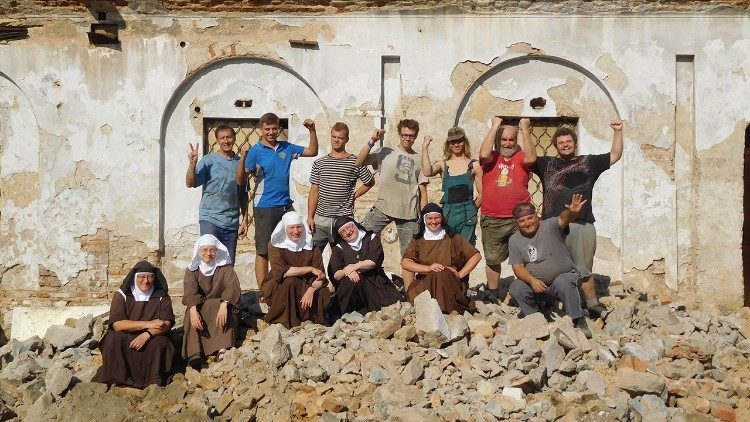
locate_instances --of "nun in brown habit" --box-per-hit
[182,234,241,363]
[92,261,175,388]
[328,217,402,315]
[260,211,331,329]
[402,203,481,314]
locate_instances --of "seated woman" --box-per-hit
[182,234,241,365]
[401,203,482,313]
[261,211,330,328]
[328,217,402,315]
[92,261,175,388]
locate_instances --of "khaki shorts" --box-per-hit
[362,206,418,255]
[566,222,596,278]
[480,215,517,266]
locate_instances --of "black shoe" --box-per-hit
[187,354,203,370]
[586,303,607,319]
[574,317,593,339]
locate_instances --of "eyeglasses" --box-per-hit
[399,133,417,139]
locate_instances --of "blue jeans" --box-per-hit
[199,220,238,265]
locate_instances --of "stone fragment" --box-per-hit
[334,349,354,366]
[0,353,41,383]
[542,335,565,374]
[446,314,469,342]
[550,316,590,351]
[393,324,416,342]
[376,316,403,339]
[341,311,364,324]
[43,323,89,351]
[506,313,548,342]
[467,318,494,339]
[617,355,648,372]
[501,386,524,401]
[628,394,669,422]
[369,366,390,385]
[477,380,497,396]
[390,349,411,365]
[484,402,508,419]
[413,292,450,348]
[25,391,54,421]
[623,342,661,363]
[577,370,605,396]
[258,325,291,368]
[320,397,347,413]
[710,402,737,422]
[402,359,424,385]
[615,370,666,397]
[45,365,73,396]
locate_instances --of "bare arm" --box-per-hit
[307,184,320,232]
[609,118,623,165]
[333,259,377,281]
[512,263,548,294]
[457,251,481,279]
[186,142,198,188]
[355,130,384,167]
[283,266,320,278]
[354,179,374,199]
[418,184,428,210]
[401,257,431,274]
[235,147,251,185]
[420,136,442,177]
[557,193,587,230]
[479,116,502,164]
[519,118,537,165]
[301,119,319,157]
[472,161,483,208]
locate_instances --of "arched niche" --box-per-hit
[158,57,328,282]
[0,72,42,289]
[454,55,624,277]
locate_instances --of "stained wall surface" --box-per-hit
[1,7,748,314]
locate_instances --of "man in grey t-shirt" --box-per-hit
[507,194,591,338]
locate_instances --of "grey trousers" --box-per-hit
[509,271,584,320]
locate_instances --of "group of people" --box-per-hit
[92,111,623,388]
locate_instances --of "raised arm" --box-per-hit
[557,193,587,230]
[418,184,428,210]
[355,130,384,167]
[609,118,623,165]
[420,136,442,177]
[185,142,198,188]
[519,118,537,165]
[479,116,502,164]
[301,119,318,157]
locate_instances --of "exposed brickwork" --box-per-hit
[1,0,749,16]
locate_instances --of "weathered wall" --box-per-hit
[1,8,749,313]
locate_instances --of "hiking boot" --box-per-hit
[574,317,593,339]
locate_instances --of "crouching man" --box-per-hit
[507,194,592,338]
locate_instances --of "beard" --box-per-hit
[499,147,518,158]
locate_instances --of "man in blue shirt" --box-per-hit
[235,113,319,289]
[186,125,247,264]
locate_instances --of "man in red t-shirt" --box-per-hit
[479,117,536,301]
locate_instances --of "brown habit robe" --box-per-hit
[404,234,479,314]
[328,232,402,314]
[261,244,331,329]
[92,261,175,388]
[182,265,241,358]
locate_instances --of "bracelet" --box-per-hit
[368,139,377,148]
[145,331,153,338]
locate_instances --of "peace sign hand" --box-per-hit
[188,142,199,165]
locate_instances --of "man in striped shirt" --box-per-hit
[307,122,375,250]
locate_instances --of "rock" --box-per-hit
[393,324,416,342]
[402,359,424,385]
[25,391,55,421]
[43,324,89,351]
[662,358,703,379]
[303,364,328,382]
[0,353,41,383]
[282,364,301,382]
[334,349,354,366]
[506,313,548,342]
[320,411,346,422]
[369,366,390,385]
[623,341,662,363]
[319,397,347,413]
[484,401,508,419]
[578,370,605,396]
[542,335,565,374]
[617,355,649,372]
[467,319,494,339]
[446,314,469,342]
[258,325,291,368]
[615,370,666,397]
[413,292,450,348]
[710,402,737,422]
[341,311,364,324]
[390,349,411,365]
[477,380,497,396]
[501,386,524,401]
[549,316,590,351]
[376,316,403,339]
[628,394,669,422]
[45,365,73,396]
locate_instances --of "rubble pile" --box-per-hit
[0,285,748,421]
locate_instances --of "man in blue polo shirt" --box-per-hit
[235,113,318,289]
[186,125,247,264]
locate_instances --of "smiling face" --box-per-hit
[337,221,359,242]
[448,138,465,156]
[135,272,155,293]
[424,212,443,232]
[399,127,417,150]
[215,128,236,155]
[199,245,217,263]
[516,213,540,237]
[286,224,304,242]
[554,134,577,159]
[261,122,280,144]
